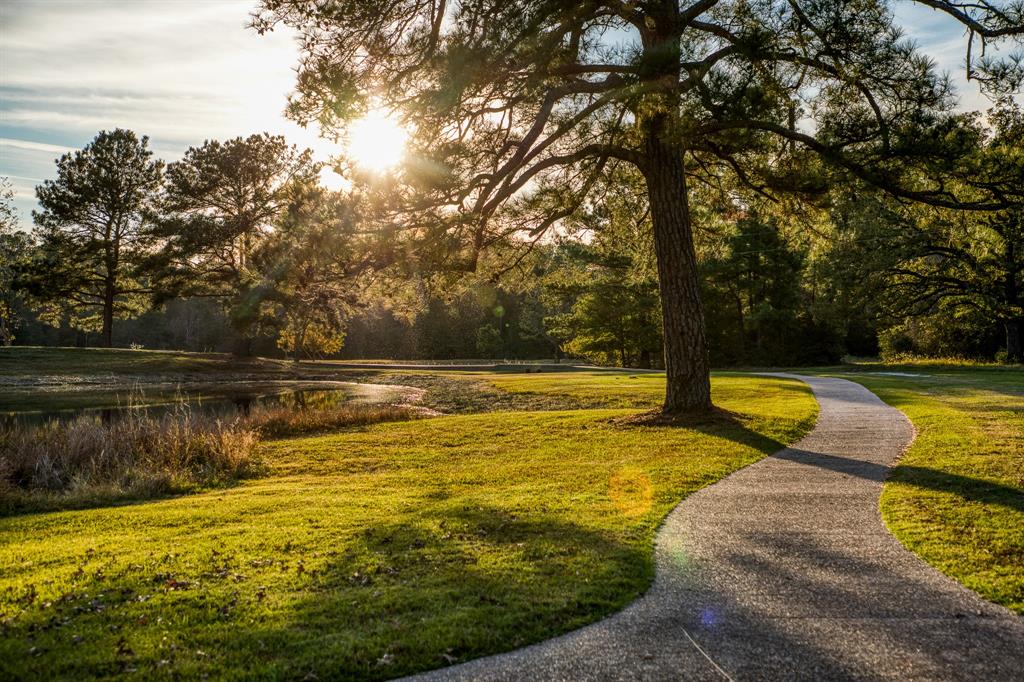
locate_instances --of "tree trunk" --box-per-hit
[233,335,253,358]
[1006,318,1023,363]
[1003,238,1020,363]
[102,277,115,348]
[644,118,712,414]
[294,320,308,364]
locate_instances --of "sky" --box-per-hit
[0,0,1011,229]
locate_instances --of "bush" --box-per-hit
[879,312,1003,362]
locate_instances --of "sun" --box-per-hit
[347,108,408,173]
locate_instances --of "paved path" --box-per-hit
[410,374,1024,681]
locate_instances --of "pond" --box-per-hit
[0,381,416,427]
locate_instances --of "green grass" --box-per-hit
[484,371,668,408]
[0,346,280,377]
[0,374,816,680]
[827,366,1024,614]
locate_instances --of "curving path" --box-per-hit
[409,374,1024,681]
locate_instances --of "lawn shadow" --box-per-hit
[213,503,655,679]
[773,447,1024,513]
[611,405,799,460]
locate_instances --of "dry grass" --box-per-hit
[0,402,421,514]
[244,402,419,438]
[0,408,261,514]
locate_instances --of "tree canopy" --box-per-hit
[151,133,320,352]
[27,129,164,347]
[254,0,1024,413]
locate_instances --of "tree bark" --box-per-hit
[1003,238,1020,363]
[102,276,115,348]
[233,335,253,358]
[644,117,712,413]
[294,319,308,364]
[1006,317,1023,363]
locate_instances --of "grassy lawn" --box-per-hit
[0,346,285,377]
[0,373,816,680]
[831,366,1024,614]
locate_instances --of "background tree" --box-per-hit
[259,188,372,362]
[255,0,1024,414]
[26,130,163,347]
[880,206,1023,362]
[152,133,319,355]
[701,210,843,366]
[544,172,663,367]
[0,177,32,346]
[821,103,1024,363]
[546,260,663,367]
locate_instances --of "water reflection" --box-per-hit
[1,384,372,427]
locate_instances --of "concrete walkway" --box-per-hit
[410,374,1024,681]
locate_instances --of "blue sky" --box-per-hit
[0,1,1010,229]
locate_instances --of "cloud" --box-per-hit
[0,0,304,148]
[0,138,73,155]
[1,0,1018,232]
[0,0,335,226]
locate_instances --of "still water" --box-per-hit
[0,381,411,427]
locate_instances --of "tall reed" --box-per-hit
[0,406,258,512]
[0,399,420,513]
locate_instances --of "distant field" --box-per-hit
[0,347,584,377]
[0,346,285,377]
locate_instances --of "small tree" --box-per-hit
[152,133,319,354]
[28,130,163,347]
[255,0,1024,414]
[545,239,662,368]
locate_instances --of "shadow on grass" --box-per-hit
[773,447,1024,513]
[0,505,654,680]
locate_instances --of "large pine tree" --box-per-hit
[30,130,163,347]
[255,0,1023,412]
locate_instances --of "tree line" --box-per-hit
[1,131,373,360]
[0,106,1020,366]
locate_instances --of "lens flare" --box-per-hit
[348,108,408,173]
[608,467,654,517]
